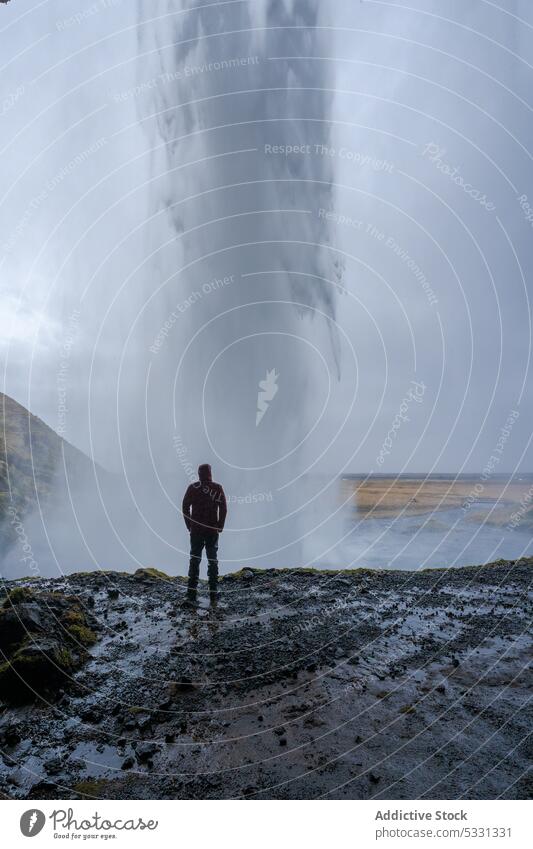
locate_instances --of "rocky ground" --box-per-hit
[0,560,531,800]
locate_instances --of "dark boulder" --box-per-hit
[0,587,99,705]
[0,639,76,705]
[136,742,158,763]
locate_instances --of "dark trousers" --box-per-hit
[188,531,219,594]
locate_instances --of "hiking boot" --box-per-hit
[182,589,198,609]
[209,591,218,608]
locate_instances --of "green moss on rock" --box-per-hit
[67,624,97,647]
[134,567,171,581]
[0,640,75,705]
[73,779,109,798]
[62,609,85,626]
[0,588,99,705]
[2,586,33,607]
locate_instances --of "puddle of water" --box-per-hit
[70,742,124,777]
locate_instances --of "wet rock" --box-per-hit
[0,723,22,746]
[136,742,158,763]
[137,714,152,732]
[27,780,60,799]
[0,639,75,705]
[44,756,63,775]
[175,675,195,692]
[80,705,103,724]
[0,605,44,652]
[0,590,99,705]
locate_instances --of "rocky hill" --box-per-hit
[0,392,99,555]
[0,559,531,800]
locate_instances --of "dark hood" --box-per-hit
[198,463,212,482]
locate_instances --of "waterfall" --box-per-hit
[132,0,345,568]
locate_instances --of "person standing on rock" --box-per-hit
[182,463,227,608]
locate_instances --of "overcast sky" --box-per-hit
[1,0,532,476]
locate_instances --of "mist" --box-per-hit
[1,0,532,578]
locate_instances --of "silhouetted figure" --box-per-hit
[182,464,227,607]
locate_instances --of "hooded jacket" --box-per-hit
[182,464,227,533]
